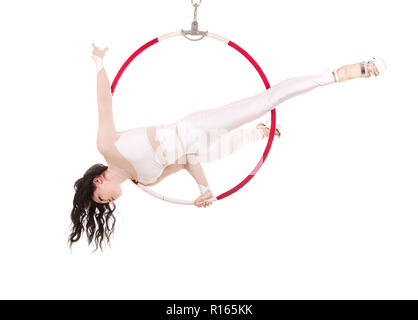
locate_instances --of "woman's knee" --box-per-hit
[186,153,200,165]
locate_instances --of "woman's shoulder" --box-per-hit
[99,140,139,180]
[97,132,121,156]
[97,126,146,155]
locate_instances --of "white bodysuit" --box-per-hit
[115,69,335,185]
[114,127,166,185]
[115,123,189,185]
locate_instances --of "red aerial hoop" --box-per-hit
[111,31,276,205]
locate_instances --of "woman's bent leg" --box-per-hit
[198,127,264,163]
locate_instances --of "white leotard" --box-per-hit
[114,124,187,185]
[115,127,165,185]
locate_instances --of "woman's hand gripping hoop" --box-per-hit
[194,189,215,208]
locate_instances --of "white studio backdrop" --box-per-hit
[0,0,417,299]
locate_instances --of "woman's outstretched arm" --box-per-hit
[91,43,118,154]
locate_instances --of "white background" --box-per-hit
[0,0,417,299]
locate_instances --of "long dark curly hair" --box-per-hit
[68,163,116,251]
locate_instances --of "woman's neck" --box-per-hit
[106,163,133,183]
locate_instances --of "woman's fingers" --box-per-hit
[200,200,211,208]
[91,43,108,55]
[197,201,205,208]
[194,195,213,207]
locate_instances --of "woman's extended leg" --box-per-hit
[180,69,336,139]
[176,68,335,156]
[176,59,382,157]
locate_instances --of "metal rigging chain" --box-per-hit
[192,0,201,22]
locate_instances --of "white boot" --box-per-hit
[361,57,387,78]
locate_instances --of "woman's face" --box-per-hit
[92,171,122,204]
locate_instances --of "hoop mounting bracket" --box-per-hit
[181,0,208,41]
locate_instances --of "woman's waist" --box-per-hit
[154,123,186,165]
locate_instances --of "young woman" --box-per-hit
[69,42,385,250]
